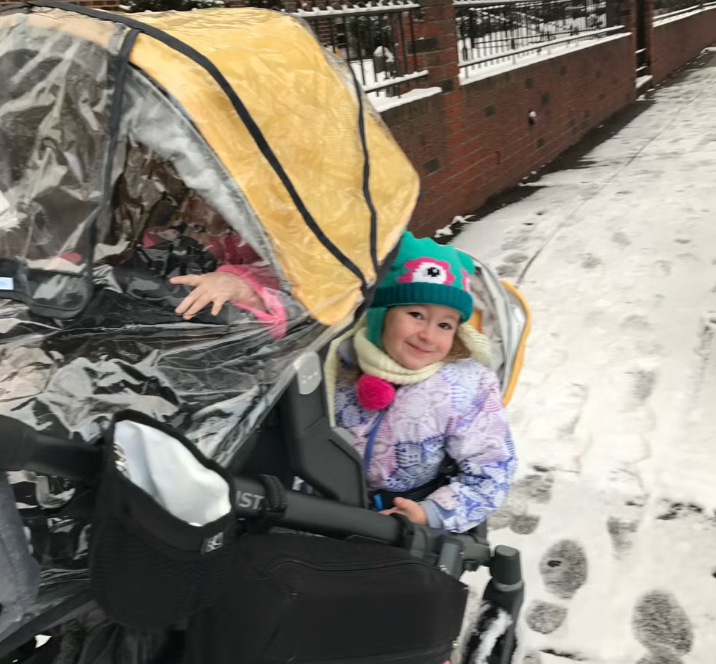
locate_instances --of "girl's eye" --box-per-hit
[408,311,424,320]
[439,322,453,330]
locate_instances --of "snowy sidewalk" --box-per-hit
[453,50,716,664]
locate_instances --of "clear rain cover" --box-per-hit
[0,6,382,614]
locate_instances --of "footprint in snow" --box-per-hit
[524,540,588,637]
[510,514,541,535]
[636,653,684,664]
[495,263,520,278]
[524,600,566,635]
[654,260,672,276]
[487,467,554,535]
[539,540,588,600]
[656,501,708,522]
[581,253,603,270]
[621,314,651,331]
[607,516,639,557]
[632,590,694,664]
[504,252,530,265]
[513,468,555,505]
[631,369,657,404]
[611,231,631,247]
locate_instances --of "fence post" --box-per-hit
[616,0,638,60]
[606,0,621,26]
[644,0,654,74]
[620,0,653,78]
[413,0,460,93]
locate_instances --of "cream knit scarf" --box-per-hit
[324,321,492,424]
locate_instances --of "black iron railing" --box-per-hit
[455,0,618,75]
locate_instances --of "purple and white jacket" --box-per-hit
[334,350,516,533]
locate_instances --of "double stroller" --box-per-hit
[0,4,531,664]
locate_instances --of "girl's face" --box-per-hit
[382,304,460,370]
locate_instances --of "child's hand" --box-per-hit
[380,497,428,525]
[170,272,265,320]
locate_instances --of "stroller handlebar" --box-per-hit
[0,415,102,483]
[0,415,494,576]
[232,475,493,576]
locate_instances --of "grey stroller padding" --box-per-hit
[0,473,40,636]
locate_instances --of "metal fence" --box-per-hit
[455,0,617,76]
[245,1,426,99]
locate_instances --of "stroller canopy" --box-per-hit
[0,2,419,463]
[0,2,418,324]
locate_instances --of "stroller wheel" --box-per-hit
[0,635,57,664]
[462,602,517,664]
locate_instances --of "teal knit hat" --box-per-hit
[366,231,474,346]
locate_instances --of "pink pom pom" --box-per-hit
[356,374,396,411]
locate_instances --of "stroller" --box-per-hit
[0,3,530,664]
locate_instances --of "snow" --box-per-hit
[371,86,441,112]
[373,46,396,64]
[654,5,714,26]
[473,606,513,664]
[349,58,428,105]
[636,74,654,94]
[452,48,716,664]
[350,58,380,89]
[294,2,420,16]
[347,56,433,112]
[434,223,456,238]
[460,32,629,84]
[363,70,428,94]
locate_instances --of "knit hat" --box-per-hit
[366,232,474,346]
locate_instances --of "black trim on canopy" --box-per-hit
[28,1,370,288]
[349,67,379,279]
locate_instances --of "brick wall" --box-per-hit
[4,0,716,236]
[651,7,716,84]
[382,31,636,236]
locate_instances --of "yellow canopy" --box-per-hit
[2,4,419,324]
[130,8,419,323]
[87,6,420,323]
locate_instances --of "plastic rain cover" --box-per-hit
[0,5,415,627]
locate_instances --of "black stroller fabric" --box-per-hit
[183,534,467,664]
[111,237,244,327]
[90,411,236,630]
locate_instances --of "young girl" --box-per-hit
[326,232,516,533]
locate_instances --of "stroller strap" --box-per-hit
[368,474,449,512]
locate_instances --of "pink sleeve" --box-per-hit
[216,265,287,340]
[59,252,83,264]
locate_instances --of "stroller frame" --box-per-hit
[0,347,524,664]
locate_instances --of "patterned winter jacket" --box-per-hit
[334,347,516,533]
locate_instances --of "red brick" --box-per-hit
[382,25,640,234]
[651,8,716,84]
[8,0,714,236]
